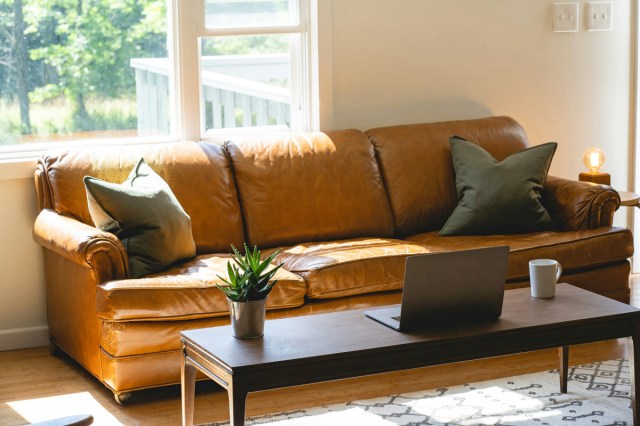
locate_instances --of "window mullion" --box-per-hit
[173,0,202,141]
[199,24,307,37]
[192,0,312,136]
[297,0,314,131]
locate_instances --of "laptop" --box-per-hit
[365,245,510,331]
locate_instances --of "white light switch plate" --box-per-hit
[586,2,612,31]
[553,3,579,33]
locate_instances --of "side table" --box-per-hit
[619,191,640,208]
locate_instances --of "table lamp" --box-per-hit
[579,147,610,185]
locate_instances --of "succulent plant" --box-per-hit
[216,243,283,302]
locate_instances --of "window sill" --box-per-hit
[0,157,39,181]
[0,135,179,181]
[0,125,303,181]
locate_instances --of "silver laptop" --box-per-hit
[365,246,510,331]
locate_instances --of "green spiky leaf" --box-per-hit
[216,244,284,302]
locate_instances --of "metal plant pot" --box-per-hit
[228,298,267,339]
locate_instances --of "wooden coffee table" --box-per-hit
[180,284,640,426]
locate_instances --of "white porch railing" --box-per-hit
[130,55,291,135]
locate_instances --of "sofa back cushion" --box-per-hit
[365,116,529,236]
[224,130,395,248]
[37,142,244,253]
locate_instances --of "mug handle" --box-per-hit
[556,263,563,282]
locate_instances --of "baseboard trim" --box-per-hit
[0,325,49,351]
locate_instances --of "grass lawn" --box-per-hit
[0,96,140,145]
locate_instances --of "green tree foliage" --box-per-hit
[0,0,166,133]
[0,0,290,138]
[0,0,13,97]
[26,0,166,129]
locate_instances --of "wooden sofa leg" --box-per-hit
[114,391,132,405]
[49,342,59,357]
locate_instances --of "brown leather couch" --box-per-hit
[32,116,633,401]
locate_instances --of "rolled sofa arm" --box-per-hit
[33,208,129,283]
[543,175,620,231]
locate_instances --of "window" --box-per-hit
[0,0,314,154]
[200,34,293,132]
[176,0,312,139]
[0,0,170,150]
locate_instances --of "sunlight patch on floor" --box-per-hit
[272,407,398,425]
[8,392,123,426]
[224,385,566,425]
[404,385,562,425]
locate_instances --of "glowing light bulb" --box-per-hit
[582,147,606,173]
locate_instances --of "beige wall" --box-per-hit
[323,0,633,190]
[0,0,635,349]
[0,176,47,350]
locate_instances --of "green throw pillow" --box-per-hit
[439,136,557,236]
[84,158,196,278]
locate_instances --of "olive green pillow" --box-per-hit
[440,136,557,236]
[84,158,196,278]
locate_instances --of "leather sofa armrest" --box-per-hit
[543,175,620,231]
[33,209,129,283]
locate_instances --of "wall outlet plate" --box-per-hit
[586,2,612,31]
[553,3,579,33]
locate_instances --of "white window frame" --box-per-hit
[173,0,316,141]
[0,0,184,165]
[0,0,320,178]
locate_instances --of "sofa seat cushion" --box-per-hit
[100,292,404,357]
[406,226,633,281]
[96,254,306,321]
[269,238,429,299]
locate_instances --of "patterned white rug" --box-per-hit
[206,359,632,426]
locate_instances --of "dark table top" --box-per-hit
[181,284,640,369]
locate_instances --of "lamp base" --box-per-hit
[579,172,611,185]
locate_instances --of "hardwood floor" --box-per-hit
[1,278,638,426]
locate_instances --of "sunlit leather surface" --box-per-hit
[366,116,530,236]
[100,291,403,357]
[543,176,619,231]
[36,141,245,253]
[99,291,405,391]
[33,116,633,395]
[42,251,103,380]
[34,208,129,279]
[407,227,633,281]
[267,238,429,298]
[96,254,306,321]
[224,130,395,248]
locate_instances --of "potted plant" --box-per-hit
[217,243,283,339]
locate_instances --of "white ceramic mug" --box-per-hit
[529,259,562,298]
